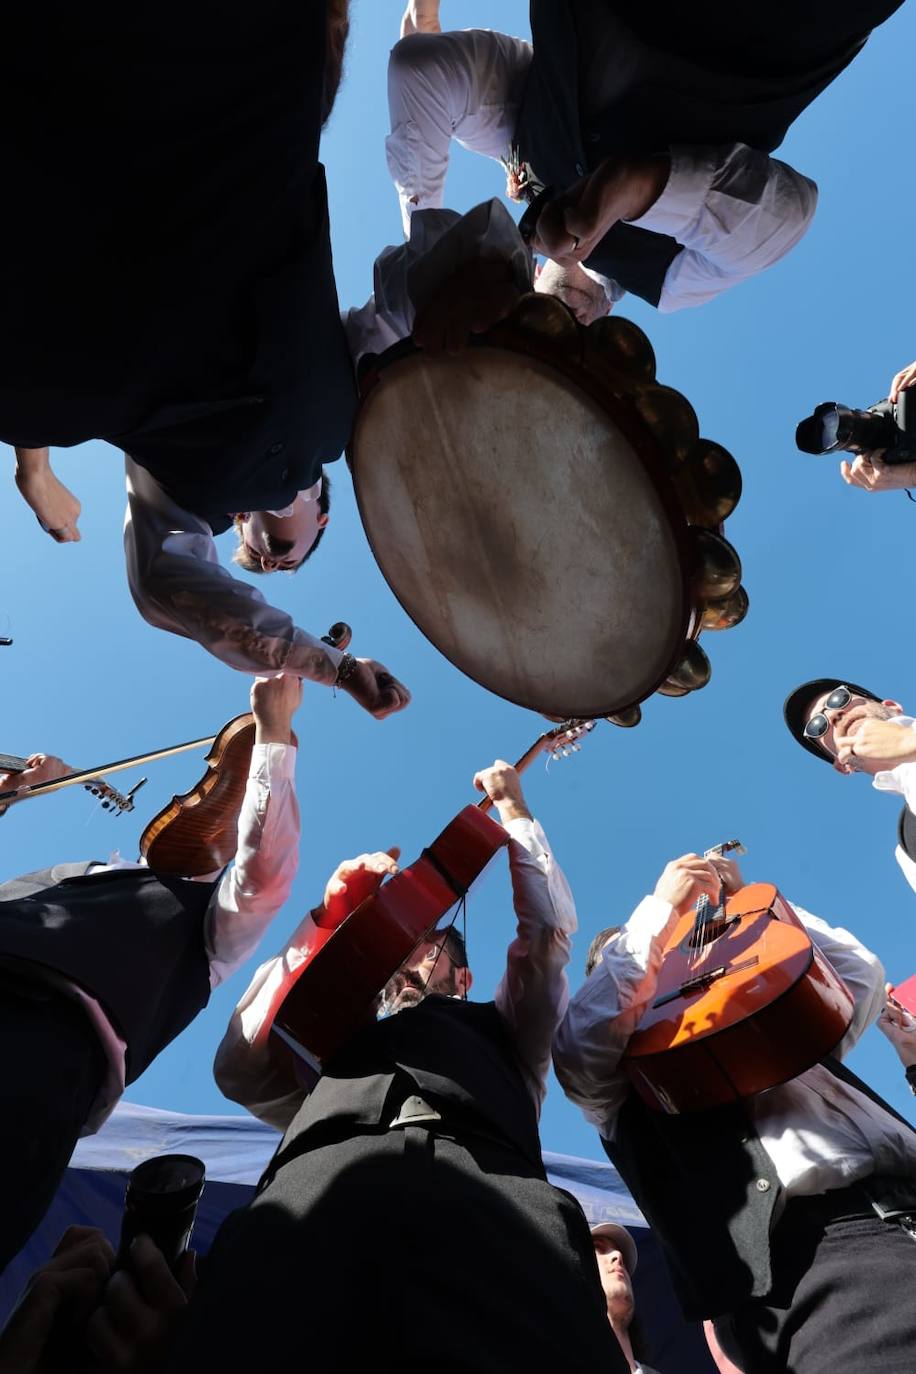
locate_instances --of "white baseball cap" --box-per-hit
[590,1221,638,1274]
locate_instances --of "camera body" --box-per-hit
[796,390,916,465]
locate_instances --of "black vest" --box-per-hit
[0,863,214,1083]
[514,0,895,305]
[605,1058,916,1319]
[514,1,680,306]
[275,996,545,1172]
[0,3,357,519]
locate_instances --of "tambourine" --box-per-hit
[349,295,746,723]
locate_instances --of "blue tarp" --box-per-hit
[1,1102,715,1372]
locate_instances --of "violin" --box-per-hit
[621,840,855,1113]
[140,714,261,876]
[139,622,349,876]
[270,718,595,1069]
[0,752,145,817]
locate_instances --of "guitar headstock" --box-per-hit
[705,838,747,859]
[538,719,596,761]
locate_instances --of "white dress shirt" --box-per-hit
[214,814,576,1130]
[554,895,916,1210]
[125,200,528,679]
[871,717,916,897]
[32,743,300,1134]
[124,458,344,681]
[386,27,817,311]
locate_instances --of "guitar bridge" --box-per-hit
[653,955,760,1008]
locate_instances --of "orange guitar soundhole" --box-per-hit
[622,883,854,1113]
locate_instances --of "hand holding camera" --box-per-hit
[797,360,916,493]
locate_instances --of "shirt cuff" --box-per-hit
[614,894,678,969]
[502,814,546,853]
[627,146,715,239]
[249,741,298,784]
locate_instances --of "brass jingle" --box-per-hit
[605,705,642,728]
[656,681,690,698]
[585,316,656,382]
[673,439,743,528]
[632,385,700,467]
[690,528,742,600]
[699,584,750,632]
[506,291,579,343]
[666,639,712,692]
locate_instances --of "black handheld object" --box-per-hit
[117,1153,205,1273]
[796,390,916,465]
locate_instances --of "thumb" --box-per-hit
[386,846,402,863]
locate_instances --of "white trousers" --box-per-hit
[386,28,533,237]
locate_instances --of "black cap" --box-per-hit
[899,806,916,862]
[783,678,882,763]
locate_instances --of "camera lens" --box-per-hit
[117,1153,206,1272]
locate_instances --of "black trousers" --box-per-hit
[713,1189,916,1374]
[0,968,106,1274]
[165,1126,629,1373]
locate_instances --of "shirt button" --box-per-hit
[575,161,585,176]
[279,467,289,482]
[268,441,285,457]
[589,131,601,143]
[755,1178,771,1193]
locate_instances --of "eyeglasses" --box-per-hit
[803,686,853,741]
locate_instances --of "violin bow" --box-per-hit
[0,621,355,812]
[0,735,218,810]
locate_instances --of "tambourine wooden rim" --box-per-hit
[349,308,730,719]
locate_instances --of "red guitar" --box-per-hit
[622,841,855,1113]
[271,721,594,1068]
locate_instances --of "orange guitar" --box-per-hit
[622,841,854,1113]
[271,721,595,1069]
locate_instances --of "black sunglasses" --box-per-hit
[803,686,853,741]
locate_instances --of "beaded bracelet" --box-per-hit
[334,652,359,686]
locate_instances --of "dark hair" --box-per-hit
[322,1,350,125]
[585,925,622,977]
[438,926,468,970]
[233,471,331,575]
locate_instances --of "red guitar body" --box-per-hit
[273,805,510,1065]
[622,883,854,1113]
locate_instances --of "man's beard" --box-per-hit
[378,964,459,1019]
[378,968,429,1019]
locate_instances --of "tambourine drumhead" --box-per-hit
[351,345,689,719]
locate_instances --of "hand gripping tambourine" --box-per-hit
[349,296,747,724]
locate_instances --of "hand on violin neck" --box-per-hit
[317,847,402,929]
[473,761,531,823]
[250,674,303,745]
[0,753,73,815]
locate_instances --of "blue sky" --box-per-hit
[3,1,916,1159]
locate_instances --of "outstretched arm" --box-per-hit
[553,855,721,1138]
[214,847,401,1127]
[124,457,409,717]
[534,143,817,311]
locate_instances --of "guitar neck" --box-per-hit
[475,723,592,815]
